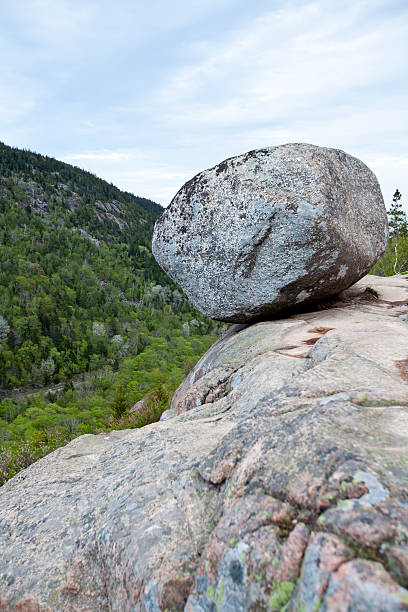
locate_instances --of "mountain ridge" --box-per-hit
[0,140,162,217]
[0,140,170,391]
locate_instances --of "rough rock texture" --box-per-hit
[1,274,408,611]
[152,144,388,322]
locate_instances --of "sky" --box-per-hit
[1,0,407,210]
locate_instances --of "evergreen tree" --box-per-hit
[388,190,408,274]
[111,384,128,419]
[372,190,408,276]
[388,189,407,238]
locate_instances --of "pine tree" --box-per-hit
[388,189,407,238]
[388,190,408,274]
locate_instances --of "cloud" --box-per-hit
[142,0,407,206]
[156,1,406,129]
[65,151,133,162]
[63,149,190,204]
[1,0,407,210]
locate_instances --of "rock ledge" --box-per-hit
[1,275,408,611]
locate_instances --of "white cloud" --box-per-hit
[141,0,407,208]
[63,149,191,204]
[157,1,406,128]
[64,151,133,162]
[1,1,407,211]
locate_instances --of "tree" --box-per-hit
[388,190,408,274]
[371,190,408,276]
[111,384,128,419]
[388,189,407,238]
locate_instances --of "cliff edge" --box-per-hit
[1,274,408,611]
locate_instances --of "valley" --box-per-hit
[0,142,220,484]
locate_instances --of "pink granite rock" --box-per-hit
[0,275,407,610]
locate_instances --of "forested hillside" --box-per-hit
[0,142,222,483]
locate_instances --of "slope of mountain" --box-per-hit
[0,142,220,483]
[0,140,162,226]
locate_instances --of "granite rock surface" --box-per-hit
[152,144,388,322]
[1,275,408,611]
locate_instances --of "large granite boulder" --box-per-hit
[152,144,388,322]
[1,275,408,611]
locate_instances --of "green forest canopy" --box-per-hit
[0,142,223,484]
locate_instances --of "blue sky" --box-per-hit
[1,0,407,210]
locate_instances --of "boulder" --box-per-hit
[152,144,388,322]
[0,275,408,611]
[129,395,151,421]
